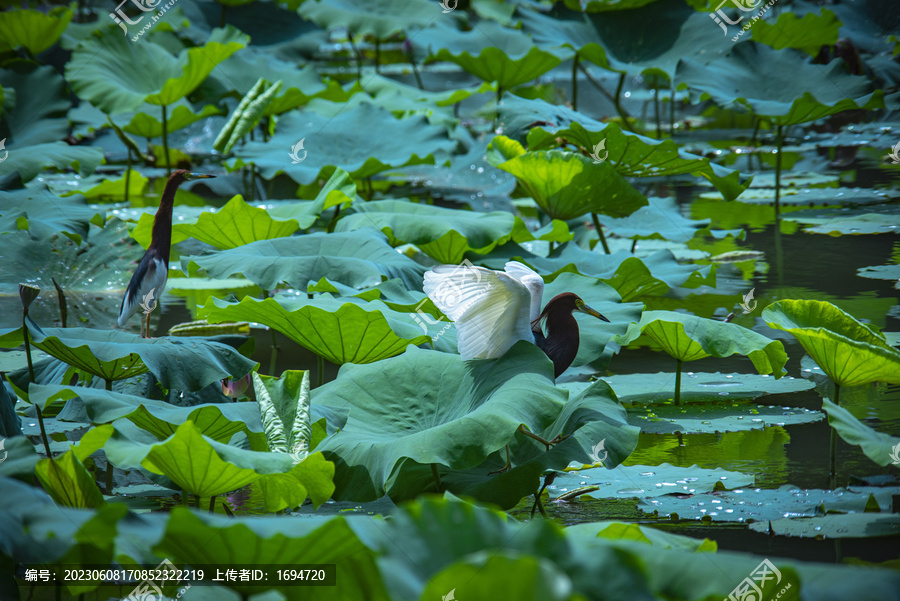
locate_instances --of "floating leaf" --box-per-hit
[749,513,900,538]
[551,464,754,500]
[762,299,900,387]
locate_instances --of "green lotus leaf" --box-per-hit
[27,384,267,449]
[633,310,787,375]
[0,435,39,480]
[482,244,715,302]
[504,98,750,200]
[822,398,900,467]
[182,228,427,291]
[105,420,334,509]
[154,508,390,600]
[642,484,900,523]
[133,169,355,249]
[334,199,518,264]
[66,26,247,113]
[593,197,744,243]
[0,7,72,55]
[763,300,900,387]
[551,463,754,500]
[253,370,311,460]
[423,554,575,601]
[563,0,659,13]
[749,513,900,539]
[24,322,257,389]
[361,75,497,125]
[750,8,841,55]
[302,0,437,40]
[677,43,884,126]
[34,446,105,509]
[201,295,430,365]
[0,64,70,147]
[858,264,900,283]
[492,142,647,221]
[626,402,824,434]
[783,204,900,235]
[0,186,104,244]
[58,170,149,202]
[211,47,351,115]
[425,21,568,89]
[120,101,222,139]
[0,142,104,183]
[228,104,456,185]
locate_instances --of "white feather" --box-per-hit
[118,256,168,327]
[424,261,544,360]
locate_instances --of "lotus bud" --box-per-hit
[222,373,252,399]
[19,284,40,311]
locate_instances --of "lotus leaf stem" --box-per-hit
[571,55,579,111]
[35,405,52,458]
[829,384,840,485]
[209,494,216,513]
[591,213,611,254]
[161,104,170,177]
[774,124,784,219]
[674,358,683,406]
[317,355,324,388]
[431,463,442,493]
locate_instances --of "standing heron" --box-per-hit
[118,169,215,337]
[424,261,610,460]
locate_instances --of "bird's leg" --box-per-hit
[142,310,151,338]
[518,425,569,451]
[488,445,512,475]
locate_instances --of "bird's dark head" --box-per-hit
[169,169,216,184]
[542,292,611,323]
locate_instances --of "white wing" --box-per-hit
[502,261,544,326]
[424,263,535,360]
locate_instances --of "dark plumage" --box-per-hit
[532,292,611,378]
[118,169,215,337]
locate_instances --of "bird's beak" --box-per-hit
[578,304,611,323]
[186,172,216,180]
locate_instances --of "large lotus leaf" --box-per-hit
[302,0,436,40]
[626,402,824,434]
[750,8,841,55]
[133,169,355,249]
[183,228,427,291]
[422,554,575,601]
[103,420,334,510]
[493,144,647,221]
[253,370,311,460]
[0,64,70,146]
[228,103,456,185]
[361,75,497,126]
[629,310,787,377]
[749,513,900,539]
[783,204,900,235]
[66,27,247,113]
[334,199,518,264]
[201,295,430,365]
[209,46,350,115]
[762,300,900,387]
[593,371,814,405]
[0,142,104,183]
[27,384,267,449]
[119,101,222,139]
[502,99,750,201]
[0,7,72,55]
[858,264,900,283]
[155,508,390,600]
[550,464,753,500]
[313,342,567,502]
[482,244,715,302]
[425,21,568,89]
[676,43,884,126]
[524,2,734,79]
[34,446,105,509]
[594,197,744,243]
[24,322,257,389]
[822,398,900,467]
[540,272,642,367]
[640,484,900,523]
[0,186,104,244]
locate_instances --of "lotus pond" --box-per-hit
[1,0,900,599]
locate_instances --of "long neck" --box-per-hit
[538,308,579,379]
[149,178,179,263]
